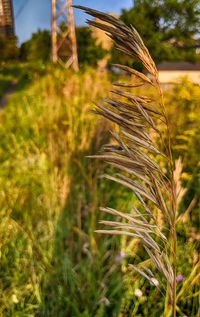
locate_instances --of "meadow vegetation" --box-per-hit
[0,63,199,316]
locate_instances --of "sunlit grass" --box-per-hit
[0,65,199,316]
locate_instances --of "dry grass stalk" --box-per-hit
[74,5,178,316]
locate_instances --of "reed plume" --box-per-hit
[74,5,177,316]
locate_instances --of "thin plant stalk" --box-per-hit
[74,5,178,316]
[156,77,177,316]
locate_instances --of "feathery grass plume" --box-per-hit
[74,5,177,316]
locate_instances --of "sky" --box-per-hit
[13,0,133,44]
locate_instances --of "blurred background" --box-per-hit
[0,0,200,316]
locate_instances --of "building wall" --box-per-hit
[91,13,118,70]
[158,70,200,84]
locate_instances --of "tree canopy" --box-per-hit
[19,26,106,67]
[110,0,200,66]
[20,30,51,63]
[76,26,107,67]
[0,35,19,63]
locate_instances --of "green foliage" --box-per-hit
[110,0,200,65]
[76,26,107,67]
[0,65,127,316]
[0,74,11,98]
[0,63,27,98]
[20,29,51,63]
[165,77,200,235]
[0,65,199,316]
[0,35,19,63]
[19,26,107,68]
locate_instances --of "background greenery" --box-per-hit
[1,0,200,67]
[0,63,199,316]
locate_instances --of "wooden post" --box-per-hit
[51,0,78,70]
[51,0,57,63]
[67,0,78,71]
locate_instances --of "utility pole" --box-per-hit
[67,0,78,71]
[51,0,78,71]
[51,0,57,63]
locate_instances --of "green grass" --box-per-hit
[0,65,128,316]
[0,65,199,316]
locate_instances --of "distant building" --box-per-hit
[91,13,118,70]
[157,62,200,85]
[0,0,14,37]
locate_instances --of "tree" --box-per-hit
[76,26,107,67]
[0,35,19,63]
[20,30,51,63]
[110,0,200,66]
[20,26,106,68]
[54,24,107,67]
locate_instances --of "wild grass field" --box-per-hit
[0,63,199,316]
